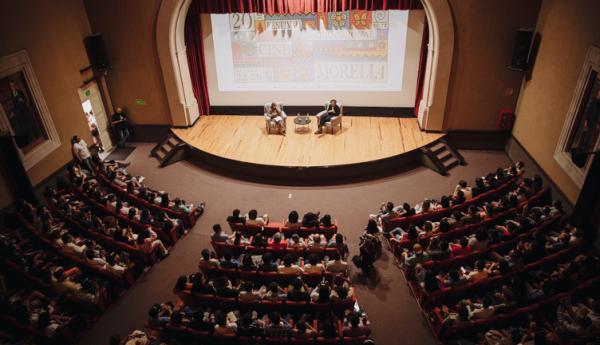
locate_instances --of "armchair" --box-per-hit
[316,101,343,134]
[264,102,287,134]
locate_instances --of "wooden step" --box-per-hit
[161,143,172,152]
[167,136,180,147]
[429,142,446,154]
[443,158,459,170]
[438,152,453,162]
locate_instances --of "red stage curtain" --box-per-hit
[193,0,422,13]
[184,0,423,116]
[185,1,211,115]
[414,20,428,117]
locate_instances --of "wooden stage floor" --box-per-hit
[172,115,443,168]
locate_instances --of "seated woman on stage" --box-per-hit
[315,99,340,134]
[266,102,286,135]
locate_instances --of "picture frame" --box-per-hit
[0,50,61,170]
[554,45,600,189]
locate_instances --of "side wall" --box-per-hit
[443,0,541,130]
[512,0,600,204]
[0,0,93,185]
[83,0,171,125]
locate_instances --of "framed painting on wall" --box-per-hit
[0,50,60,170]
[555,46,600,189]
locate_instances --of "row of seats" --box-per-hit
[389,187,550,256]
[17,211,137,286]
[211,240,343,260]
[228,221,339,239]
[47,191,162,265]
[382,174,520,232]
[96,172,201,228]
[377,166,599,343]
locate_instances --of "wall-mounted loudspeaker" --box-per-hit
[508,29,534,72]
[84,34,110,71]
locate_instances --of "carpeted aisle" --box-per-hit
[79,143,512,345]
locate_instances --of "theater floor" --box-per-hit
[79,143,512,345]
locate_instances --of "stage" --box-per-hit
[172,115,444,182]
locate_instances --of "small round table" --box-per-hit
[294,115,311,133]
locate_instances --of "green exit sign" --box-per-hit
[135,99,146,105]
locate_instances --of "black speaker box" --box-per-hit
[508,29,533,72]
[84,34,110,71]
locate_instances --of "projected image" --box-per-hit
[211,11,408,91]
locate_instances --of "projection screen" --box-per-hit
[202,10,425,107]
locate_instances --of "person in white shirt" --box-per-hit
[245,209,268,226]
[265,102,286,135]
[325,251,348,274]
[71,135,94,173]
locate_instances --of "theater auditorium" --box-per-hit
[0,1,599,344]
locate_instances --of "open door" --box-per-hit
[78,81,112,152]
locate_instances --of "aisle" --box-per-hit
[79,143,511,345]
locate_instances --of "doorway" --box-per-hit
[78,81,112,155]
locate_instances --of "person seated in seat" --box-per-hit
[211,224,229,242]
[198,249,219,271]
[320,214,333,228]
[261,282,286,302]
[263,311,292,338]
[212,276,239,298]
[279,254,303,274]
[330,276,353,301]
[325,251,348,274]
[370,201,401,224]
[317,313,339,339]
[138,227,169,258]
[284,210,301,230]
[246,209,268,227]
[251,233,267,248]
[258,252,279,272]
[450,237,472,257]
[219,250,240,269]
[310,282,331,303]
[238,281,260,302]
[292,315,317,339]
[307,233,327,249]
[302,211,320,228]
[462,205,483,225]
[442,269,468,288]
[266,102,286,135]
[239,255,257,272]
[464,260,490,283]
[226,209,245,225]
[427,239,451,260]
[304,254,324,274]
[401,244,430,267]
[288,234,306,249]
[214,310,238,335]
[328,233,349,259]
[147,303,173,327]
[342,311,371,337]
[469,229,490,251]
[268,232,287,250]
[315,99,340,134]
[287,277,310,302]
[227,231,248,246]
[454,180,473,200]
[467,295,505,320]
[237,311,264,338]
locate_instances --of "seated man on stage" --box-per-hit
[265,102,286,135]
[315,99,340,134]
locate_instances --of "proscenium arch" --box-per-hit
[156,0,199,127]
[156,0,454,131]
